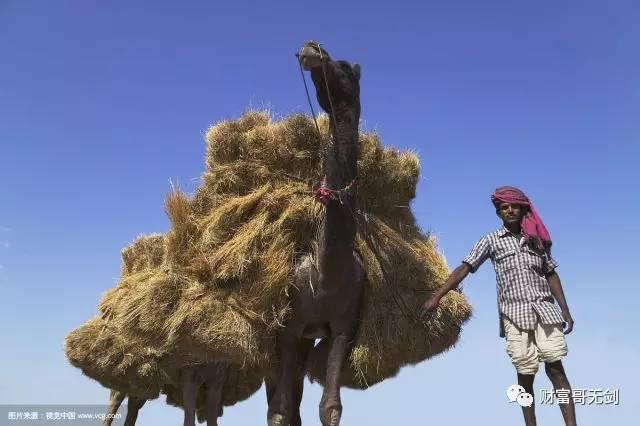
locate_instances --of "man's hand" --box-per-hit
[422,296,441,314]
[562,310,574,334]
[547,272,574,335]
[421,263,471,317]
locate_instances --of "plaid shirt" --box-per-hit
[463,227,565,337]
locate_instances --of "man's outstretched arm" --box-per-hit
[423,263,471,312]
[547,271,574,334]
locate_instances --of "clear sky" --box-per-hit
[1,1,638,424]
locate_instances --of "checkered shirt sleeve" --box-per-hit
[463,235,491,273]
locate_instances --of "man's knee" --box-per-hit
[544,360,567,381]
[517,373,536,391]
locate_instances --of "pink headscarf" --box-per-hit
[491,186,552,252]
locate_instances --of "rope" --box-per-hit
[298,60,323,139]
[296,41,338,138]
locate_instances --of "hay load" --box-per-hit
[116,111,468,385]
[64,316,169,399]
[65,109,471,397]
[197,110,473,388]
[65,234,264,406]
[65,234,171,399]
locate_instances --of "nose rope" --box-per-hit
[297,59,322,138]
[297,42,352,205]
[318,43,339,136]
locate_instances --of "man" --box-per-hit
[423,186,577,426]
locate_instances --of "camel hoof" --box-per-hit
[320,406,342,426]
[268,413,287,426]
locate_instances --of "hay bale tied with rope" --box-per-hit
[99,212,280,367]
[198,110,472,388]
[64,316,169,400]
[65,234,171,399]
[64,314,264,405]
[64,315,263,406]
[66,234,266,405]
[70,110,470,392]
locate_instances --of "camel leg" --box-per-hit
[123,396,146,426]
[265,376,276,405]
[182,367,202,426]
[267,333,303,426]
[318,334,349,426]
[265,364,304,426]
[103,390,125,426]
[204,364,227,426]
[291,339,314,426]
[320,306,361,426]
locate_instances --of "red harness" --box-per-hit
[314,176,357,205]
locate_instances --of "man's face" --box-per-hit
[496,202,525,225]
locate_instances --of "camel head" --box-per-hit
[298,41,362,114]
[297,40,361,80]
[298,40,330,71]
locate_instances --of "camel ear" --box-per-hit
[352,63,361,80]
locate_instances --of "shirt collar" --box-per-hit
[499,227,527,247]
[499,226,520,238]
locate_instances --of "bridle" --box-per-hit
[295,41,338,138]
[295,41,356,207]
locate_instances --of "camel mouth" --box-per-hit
[298,41,327,70]
[298,46,322,60]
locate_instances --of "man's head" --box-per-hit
[495,202,529,227]
[490,186,552,252]
[491,187,531,229]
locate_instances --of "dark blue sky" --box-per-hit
[1,1,638,424]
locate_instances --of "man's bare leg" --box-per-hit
[517,373,537,426]
[545,361,577,426]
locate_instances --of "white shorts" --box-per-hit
[503,316,568,375]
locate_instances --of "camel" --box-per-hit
[266,41,365,426]
[102,363,226,426]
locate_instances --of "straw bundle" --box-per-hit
[196,111,472,388]
[66,109,471,396]
[65,234,265,405]
[64,316,169,399]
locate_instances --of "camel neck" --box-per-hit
[309,61,361,282]
[324,115,359,191]
[316,115,359,281]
